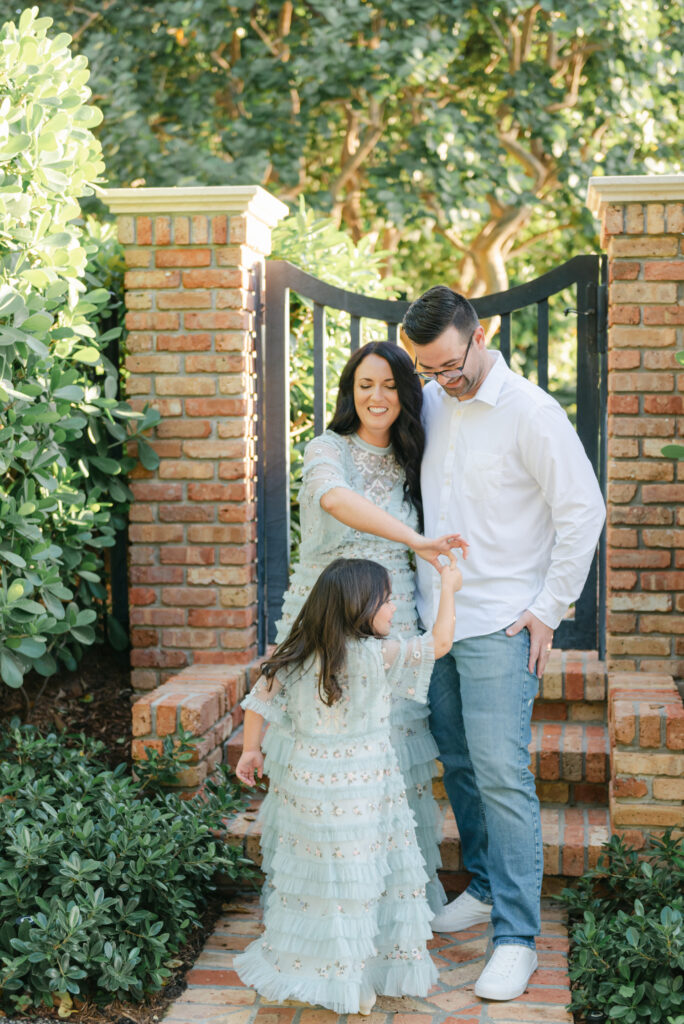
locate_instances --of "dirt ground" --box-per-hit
[0,643,228,1024]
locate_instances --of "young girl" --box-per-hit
[233,553,462,1016]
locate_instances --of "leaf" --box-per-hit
[0,549,27,569]
[0,648,25,689]
[53,385,85,402]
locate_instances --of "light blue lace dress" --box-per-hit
[233,634,439,1013]
[274,430,445,911]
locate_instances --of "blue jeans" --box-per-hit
[428,628,542,949]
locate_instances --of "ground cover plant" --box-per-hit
[0,722,252,1016]
[557,831,684,1023]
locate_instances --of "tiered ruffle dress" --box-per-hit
[274,430,444,911]
[233,634,439,1013]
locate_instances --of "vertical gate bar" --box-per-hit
[263,262,292,644]
[537,299,549,392]
[573,267,601,649]
[499,312,511,364]
[254,264,266,655]
[313,302,326,436]
[387,322,399,344]
[350,315,361,353]
[597,255,608,660]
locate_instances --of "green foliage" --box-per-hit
[0,722,252,1013]
[557,831,684,1022]
[32,0,684,292]
[271,199,404,555]
[0,7,160,688]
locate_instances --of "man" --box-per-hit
[402,287,605,1002]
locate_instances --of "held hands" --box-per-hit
[412,532,469,571]
[506,610,554,678]
[436,549,463,593]
[235,749,264,786]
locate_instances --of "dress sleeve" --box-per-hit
[241,673,290,726]
[301,434,350,506]
[380,634,435,704]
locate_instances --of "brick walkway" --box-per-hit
[163,895,573,1024]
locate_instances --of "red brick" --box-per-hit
[608,395,639,413]
[211,216,228,244]
[131,649,188,668]
[185,969,243,986]
[666,706,684,749]
[191,216,209,244]
[609,350,640,371]
[611,326,677,349]
[610,237,677,257]
[129,587,157,606]
[189,482,249,502]
[613,776,649,799]
[643,484,684,503]
[608,550,670,569]
[188,608,255,627]
[124,269,180,290]
[130,569,185,589]
[131,628,158,648]
[156,333,212,351]
[158,461,214,480]
[159,504,214,523]
[609,305,640,325]
[644,395,684,414]
[130,608,185,626]
[611,371,674,393]
[135,216,152,245]
[155,249,211,267]
[608,570,638,590]
[160,547,216,565]
[130,481,183,502]
[185,398,248,417]
[611,261,640,281]
[125,312,180,331]
[185,312,248,330]
[188,524,253,543]
[183,269,241,288]
[173,216,190,244]
[132,738,164,760]
[162,587,218,607]
[157,420,212,439]
[644,306,684,325]
[163,628,217,648]
[157,291,212,310]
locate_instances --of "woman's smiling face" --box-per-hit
[352,353,401,444]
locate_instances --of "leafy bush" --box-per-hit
[0,722,252,1013]
[271,198,406,555]
[557,831,684,1023]
[0,7,159,688]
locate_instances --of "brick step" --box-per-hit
[224,793,610,882]
[534,648,606,722]
[228,721,610,805]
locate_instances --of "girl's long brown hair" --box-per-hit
[263,558,391,706]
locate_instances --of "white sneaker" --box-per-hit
[474,944,538,1000]
[430,889,492,932]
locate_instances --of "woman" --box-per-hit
[263,341,466,913]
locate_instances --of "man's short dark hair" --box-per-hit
[402,285,478,346]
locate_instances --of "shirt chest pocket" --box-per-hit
[461,449,505,502]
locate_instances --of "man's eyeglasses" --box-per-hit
[414,329,476,383]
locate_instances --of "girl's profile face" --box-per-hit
[352,354,401,442]
[371,596,396,637]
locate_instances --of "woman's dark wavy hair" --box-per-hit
[263,558,391,706]
[328,341,424,529]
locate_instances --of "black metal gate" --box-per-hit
[257,255,607,655]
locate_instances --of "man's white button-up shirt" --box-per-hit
[416,351,606,640]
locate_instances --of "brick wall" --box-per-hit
[588,176,684,678]
[101,187,288,693]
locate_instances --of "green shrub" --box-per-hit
[0,722,252,1013]
[557,831,684,1023]
[0,7,159,688]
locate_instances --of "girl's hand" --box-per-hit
[437,550,463,592]
[236,750,264,786]
[413,532,469,570]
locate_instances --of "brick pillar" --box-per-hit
[587,175,684,678]
[101,186,288,693]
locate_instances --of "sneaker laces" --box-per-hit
[488,946,525,978]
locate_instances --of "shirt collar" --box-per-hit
[437,349,508,408]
